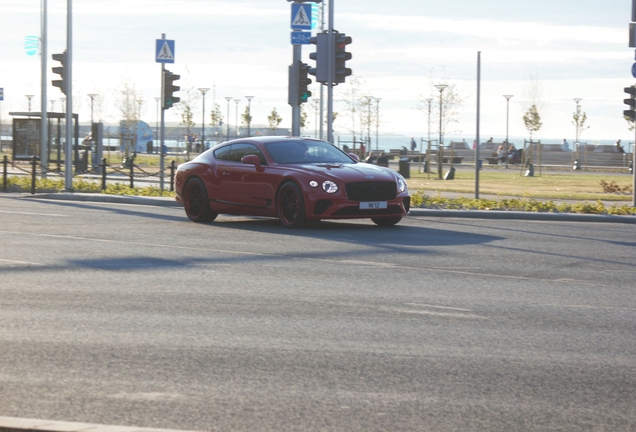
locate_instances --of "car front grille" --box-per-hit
[344,181,396,202]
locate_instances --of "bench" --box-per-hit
[486,157,500,165]
[440,156,464,164]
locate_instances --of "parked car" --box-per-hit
[175,136,410,227]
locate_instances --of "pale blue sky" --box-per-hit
[1,0,633,141]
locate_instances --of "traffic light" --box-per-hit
[624,86,636,121]
[308,32,329,84]
[298,61,312,104]
[334,32,352,84]
[51,51,67,95]
[163,69,180,110]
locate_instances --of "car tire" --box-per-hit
[183,177,217,223]
[371,216,402,226]
[276,181,307,228]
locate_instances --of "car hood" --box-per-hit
[282,162,400,182]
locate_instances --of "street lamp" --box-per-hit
[425,97,433,177]
[245,95,254,137]
[434,84,448,180]
[87,93,97,124]
[503,95,513,168]
[375,97,381,151]
[50,100,55,112]
[234,98,240,139]
[26,95,34,112]
[224,97,232,141]
[365,96,372,145]
[198,88,209,151]
[154,97,160,153]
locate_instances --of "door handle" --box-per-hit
[223,172,231,176]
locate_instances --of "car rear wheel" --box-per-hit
[183,177,217,223]
[276,181,306,228]
[372,216,402,226]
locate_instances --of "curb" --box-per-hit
[21,193,182,208]
[0,416,199,432]
[10,193,636,224]
[408,208,636,224]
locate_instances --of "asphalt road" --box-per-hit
[1,195,635,431]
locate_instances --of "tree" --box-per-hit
[572,105,589,141]
[417,70,465,145]
[209,102,223,138]
[300,106,308,130]
[523,105,542,138]
[113,78,143,159]
[241,106,252,129]
[336,75,365,139]
[268,108,283,134]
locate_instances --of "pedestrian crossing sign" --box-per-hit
[156,39,175,64]
[291,4,312,30]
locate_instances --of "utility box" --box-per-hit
[398,157,410,179]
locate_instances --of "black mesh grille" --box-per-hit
[333,205,403,216]
[345,181,396,201]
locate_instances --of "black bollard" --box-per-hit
[101,158,107,191]
[3,155,7,193]
[129,161,134,189]
[31,155,37,195]
[170,160,176,192]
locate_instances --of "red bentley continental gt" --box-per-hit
[175,136,410,227]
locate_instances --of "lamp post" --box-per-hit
[234,98,240,139]
[434,84,448,180]
[224,97,232,141]
[425,98,433,177]
[50,100,55,112]
[87,93,97,124]
[60,97,66,114]
[26,95,34,112]
[245,95,254,137]
[198,88,209,151]
[375,97,381,151]
[503,95,513,168]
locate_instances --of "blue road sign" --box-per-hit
[156,39,175,64]
[632,63,636,79]
[0,88,4,101]
[291,31,311,45]
[291,3,312,30]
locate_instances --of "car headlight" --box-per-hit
[397,176,407,193]
[309,180,319,188]
[322,180,338,194]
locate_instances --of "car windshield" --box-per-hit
[264,140,355,164]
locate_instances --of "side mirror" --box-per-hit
[348,153,360,162]
[241,154,262,169]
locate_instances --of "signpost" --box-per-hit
[156,35,176,190]
[291,31,311,45]
[291,4,312,30]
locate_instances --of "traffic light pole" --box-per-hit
[40,0,48,178]
[291,42,301,136]
[64,0,73,191]
[160,61,165,191]
[326,0,334,145]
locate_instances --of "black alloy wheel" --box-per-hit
[183,177,217,223]
[276,181,307,228]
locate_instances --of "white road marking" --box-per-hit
[0,258,44,266]
[404,303,473,312]
[0,210,66,217]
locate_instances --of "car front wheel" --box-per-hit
[276,181,307,228]
[183,177,217,223]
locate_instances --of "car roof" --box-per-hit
[220,136,325,145]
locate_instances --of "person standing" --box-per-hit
[410,137,417,151]
[562,138,570,151]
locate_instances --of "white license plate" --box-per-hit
[359,201,388,209]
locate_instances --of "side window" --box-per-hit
[229,143,267,165]
[213,145,232,161]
